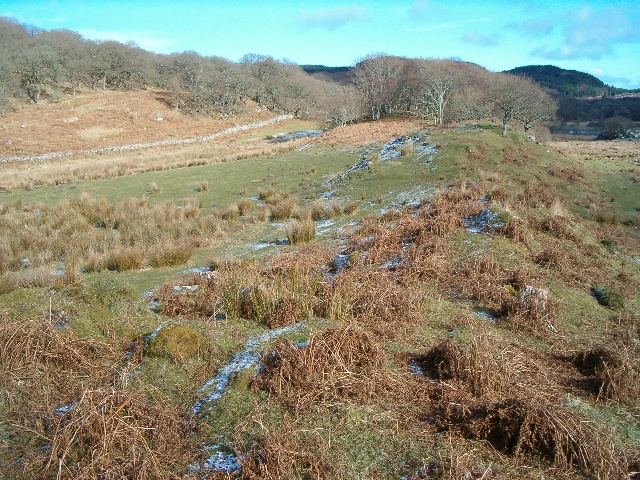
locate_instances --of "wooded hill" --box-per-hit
[2,16,637,132]
[505,65,640,126]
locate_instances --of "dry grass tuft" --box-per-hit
[105,245,145,271]
[238,417,328,479]
[0,310,196,479]
[39,381,195,479]
[434,397,626,478]
[533,215,580,243]
[148,240,194,267]
[501,145,534,165]
[412,334,630,479]
[285,217,316,245]
[570,346,639,403]
[253,324,389,408]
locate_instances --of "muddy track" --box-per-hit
[0,114,293,163]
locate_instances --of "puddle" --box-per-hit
[193,322,305,415]
[381,256,404,271]
[55,402,78,415]
[409,360,424,375]
[144,320,172,344]
[320,190,336,199]
[197,444,243,473]
[251,238,289,250]
[172,285,199,294]
[182,266,212,275]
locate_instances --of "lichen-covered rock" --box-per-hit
[591,286,625,310]
[146,324,205,360]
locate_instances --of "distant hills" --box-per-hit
[504,65,610,97]
[300,65,353,84]
[503,65,640,99]
[505,65,640,125]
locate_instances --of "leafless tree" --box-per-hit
[417,61,460,125]
[516,85,558,132]
[353,54,402,120]
[324,84,362,126]
[488,73,557,135]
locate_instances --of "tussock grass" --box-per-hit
[269,194,300,221]
[310,199,342,220]
[285,217,316,245]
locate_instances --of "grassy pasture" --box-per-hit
[1,119,639,479]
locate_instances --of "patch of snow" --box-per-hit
[269,130,323,143]
[172,285,199,294]
[193,322,305,414]
[464,209,506,234]
[55,402,78,415]
[473,310,497,323]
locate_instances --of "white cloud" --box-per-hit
[409,0,441,17]
[297,5,368,30]
[462,31,499,47]
[530,5,640,61]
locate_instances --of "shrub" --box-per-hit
[147,182,162,194]
[343,201,359,215]
[258,186,282,205]
[145,324,205,361]
[270,196,299,221]
[222,204,240,222]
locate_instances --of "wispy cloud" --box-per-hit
[462,31,499,47]
[78,28,174,52]
[412,16,491,33]
[297,5,368,30]
[409,0,441,18]
[509,17,556,35]
[530,5,640,60]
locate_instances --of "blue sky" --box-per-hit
[2,0,639,88]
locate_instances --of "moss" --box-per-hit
[146,324,205,360]
[591,285,625,310]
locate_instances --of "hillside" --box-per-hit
[0,108,638,479]
[0,89,292,159]
[505,65,609,97]
[300,64,354,84]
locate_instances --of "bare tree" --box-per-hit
[18,45,61,103]
[488,73,557,135]
[324,84,362,126]
[417,61,460,125]
[517,85,558,132]
[353,54,402,120]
